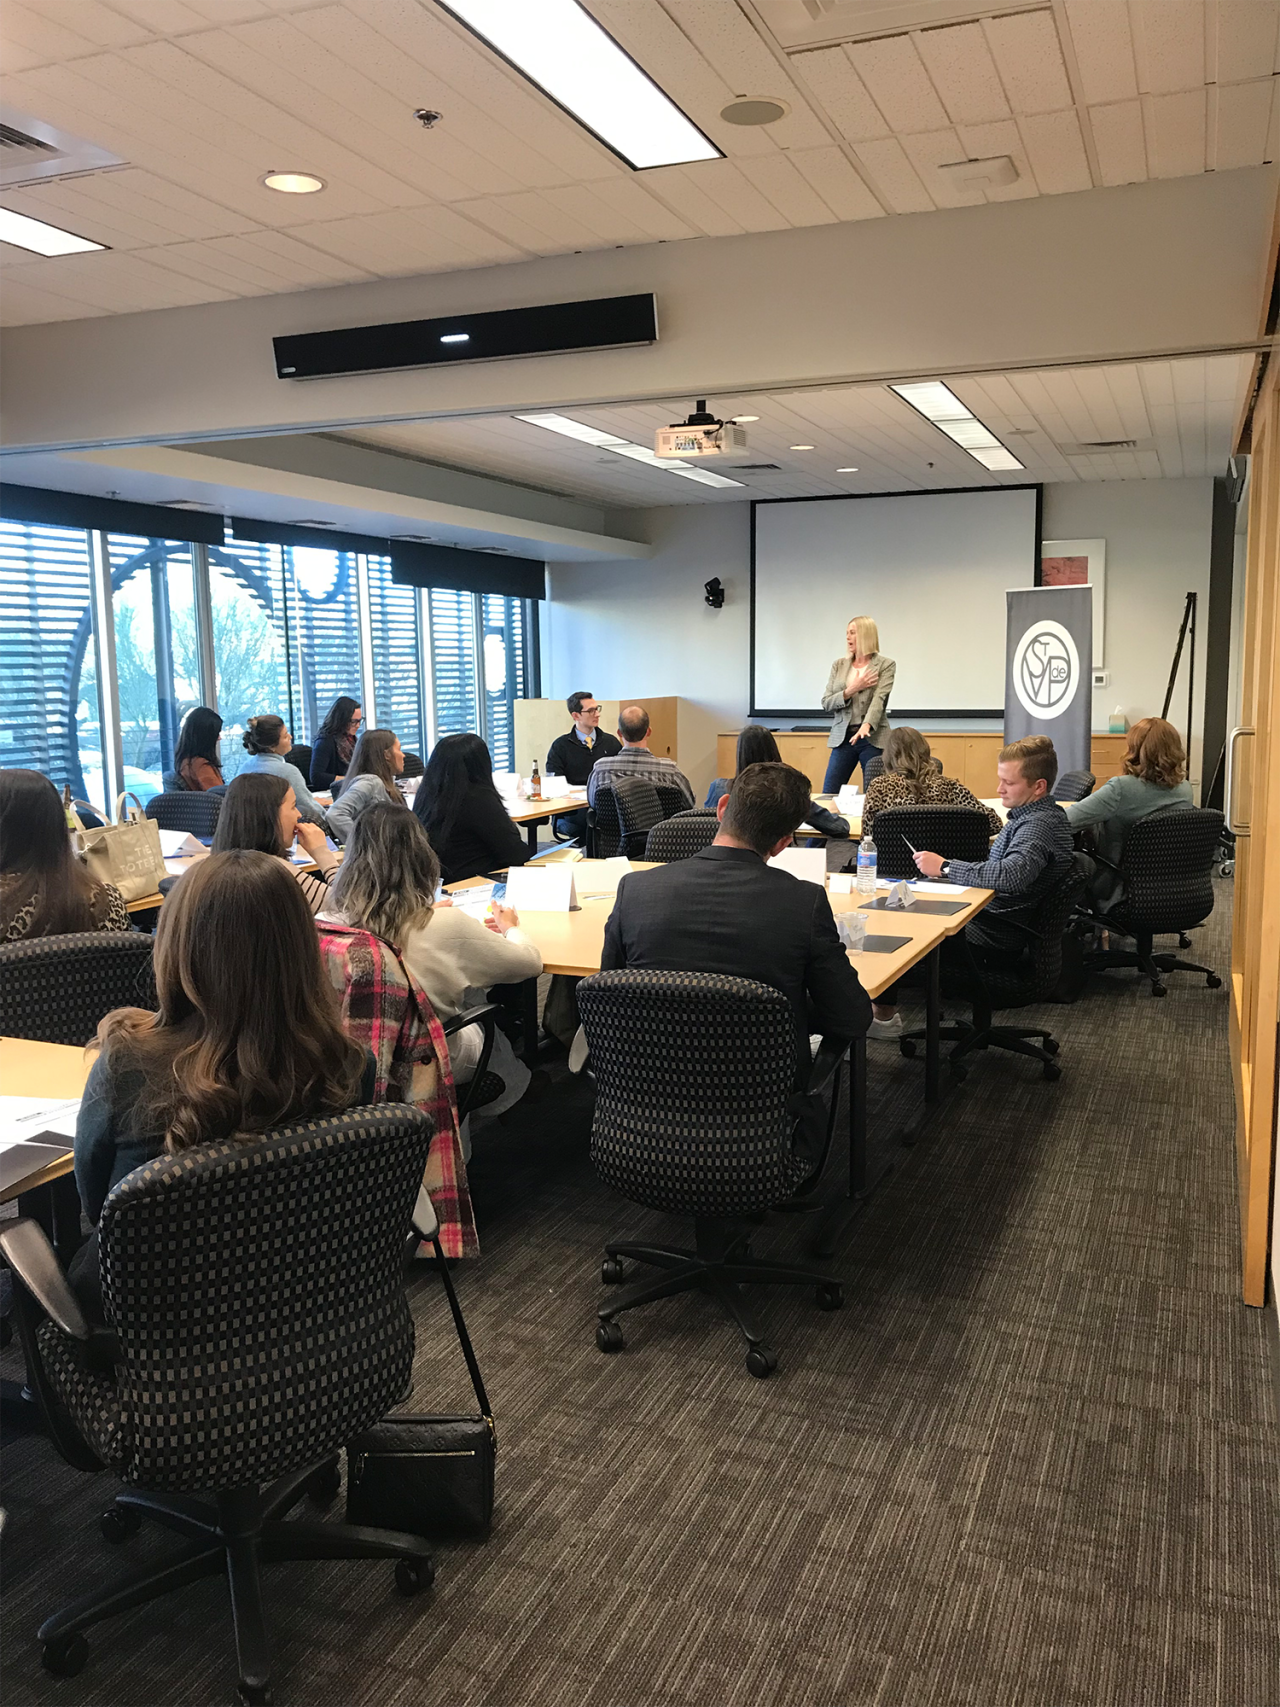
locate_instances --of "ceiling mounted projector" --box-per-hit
[654,401,751,462]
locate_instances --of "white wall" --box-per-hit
[545,476,1217,800]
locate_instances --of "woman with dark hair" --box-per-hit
[0,768,130,941]
[326,729,406,845]
[237,713,329,827]
[861,727,1002,837]
[412,733,531,884]
[311,696,363,793]
[70,850,374,1316]
[173,706,224,791]
[326,804,542,1122]
[704,726,851,838]
[212,772,337,913]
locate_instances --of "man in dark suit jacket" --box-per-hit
[601,762,872,1084]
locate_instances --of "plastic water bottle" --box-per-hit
[855,831,877,897]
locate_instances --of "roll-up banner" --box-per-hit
[1004,585,1092,776]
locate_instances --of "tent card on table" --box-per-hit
[504,864,580,912]
[766,847,826,885]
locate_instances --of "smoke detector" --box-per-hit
[720,96,791,126]
[937,155,1019,189]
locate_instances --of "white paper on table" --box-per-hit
[0,1096,82,1149]
[767,847,826,886]
[574,856,632,898]
[836,787,862,814]
[828,872,853,894]
[494,772,520,798]
[565,788,588,801]
[157,829,204,858]
[504,864,579,912]
[543,774,567,793]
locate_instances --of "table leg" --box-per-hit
[848,1036,868,1195]
[525,820,540,852]
[18,1172,83,1269]
[924,947,941,1105]
[519,976,540,1066]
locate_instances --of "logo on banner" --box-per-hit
[1011,619,1080,720]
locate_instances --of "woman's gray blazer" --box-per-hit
[821,652,896,749]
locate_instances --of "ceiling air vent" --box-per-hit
[0,107,125,188]
[736,462,783,471]
[1056,438,1152,455]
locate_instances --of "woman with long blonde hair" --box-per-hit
[820,614,896,794]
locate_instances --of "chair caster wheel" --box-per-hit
[596,1320,624,1353]
[1043,1062,1062,1082]
[395,1557,435,1597]
[815,1282,844,1311]
[307,1457,342,1502]
[899,1039,917,1058]
[600,1256,626,1284]
[238,1685,273,1707]
[100,1505,142,1544]
[1179,933,1192,948]
[1206,973,1222,989]
[745,1345,778,1379]
[42,1633,88,1677]
[1151,984,1167,998]
[949,1061,968,1083]
[1043,1038,1060,1056]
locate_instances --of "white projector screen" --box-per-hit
[751,487,1040,717]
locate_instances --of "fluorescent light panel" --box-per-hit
[0,206,104,255]
[438,0,721,170]
[890,380,1025,472]
[516,412,744,488]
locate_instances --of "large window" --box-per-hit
[0,516,539,806]
[0,520,105,811]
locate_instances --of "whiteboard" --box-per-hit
[751,488,1040,716]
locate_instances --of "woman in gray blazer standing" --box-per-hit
[821,615,896,794]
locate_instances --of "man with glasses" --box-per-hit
[547,690,621,841]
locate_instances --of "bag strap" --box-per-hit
[114,791,145,823]
[429,1235,491,1424]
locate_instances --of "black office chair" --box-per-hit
[400,750,424,780]
[652,781,692,820]
[441,1003,505,1120]
[611,777,666,858]
[1081,808,1224,996]
[287,742,313,791]
[644,809,719,862]
[1,1105,439,1703]
[1052,769,1095,803]
[578,970,846,1379]
[862,755,885,785]
[903,861,1087,1082]
[866,804,994,880]
[0,934,155,1045]
[585,788,621,860]
[145,790,222,837]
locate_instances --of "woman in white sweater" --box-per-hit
[323,802,542,1120]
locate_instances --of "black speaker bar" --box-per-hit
[274,292,657,381]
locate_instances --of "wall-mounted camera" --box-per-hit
[704,576,725,609]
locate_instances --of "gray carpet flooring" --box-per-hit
[2,881,1277,1707]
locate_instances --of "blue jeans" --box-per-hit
[822,735,882,794]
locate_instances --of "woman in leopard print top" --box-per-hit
[0,770,131,942]
[861,729,1003,839]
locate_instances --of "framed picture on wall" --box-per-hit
[1040,538,1106,667]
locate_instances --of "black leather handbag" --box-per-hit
[345,1238,495,1539]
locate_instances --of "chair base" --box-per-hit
[902,1016,1063,1083]
[1083,939,1221,998]
[596,1219,844,1379]
[38,1457,434,1703]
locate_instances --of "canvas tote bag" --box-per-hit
[69,792,166,903]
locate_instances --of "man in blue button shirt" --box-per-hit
[913,735,1075,953]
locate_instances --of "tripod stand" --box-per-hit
[1160,590,1197,763]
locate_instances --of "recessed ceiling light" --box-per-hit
[790,444,815,451]
[732,415,760,423]
[516,411,744,488]
[262,171,325,194]
[0,207,104,255]
[890,380,1025,473]
[439,332,470,343]
[438,0,721,171]
[837,467,859,473]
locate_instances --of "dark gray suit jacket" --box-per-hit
[600,844,872,1073]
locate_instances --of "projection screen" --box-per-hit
[750,487,1041,717]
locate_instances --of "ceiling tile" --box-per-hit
[0,0,128,64]
[636,163,750,237]
[900,129,984,207]
[788,47,891,144]
[736,152,840,225]
[1213,77,1274,168]
[1143,87,1208,177]
[914,22,1012,127]
[1018,109,1094,195]
[983,11,1074,115]
[852,136,936,212]
[787,146,886,221]
[1211,0,1280,81]
[1062,0,1139,104]
[276,204,526,273]
[1130,0,1207,95]
[1088,100,1149,184]
[847,35,951,134]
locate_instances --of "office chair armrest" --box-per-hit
[806,1035,849,1098]
[440,1002,502,1038]
[411,1187,440,1241]
[0,1217,90,1341]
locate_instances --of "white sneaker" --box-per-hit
[867,1014,903,1039]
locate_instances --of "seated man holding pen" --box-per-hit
[910,735,1075,954]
